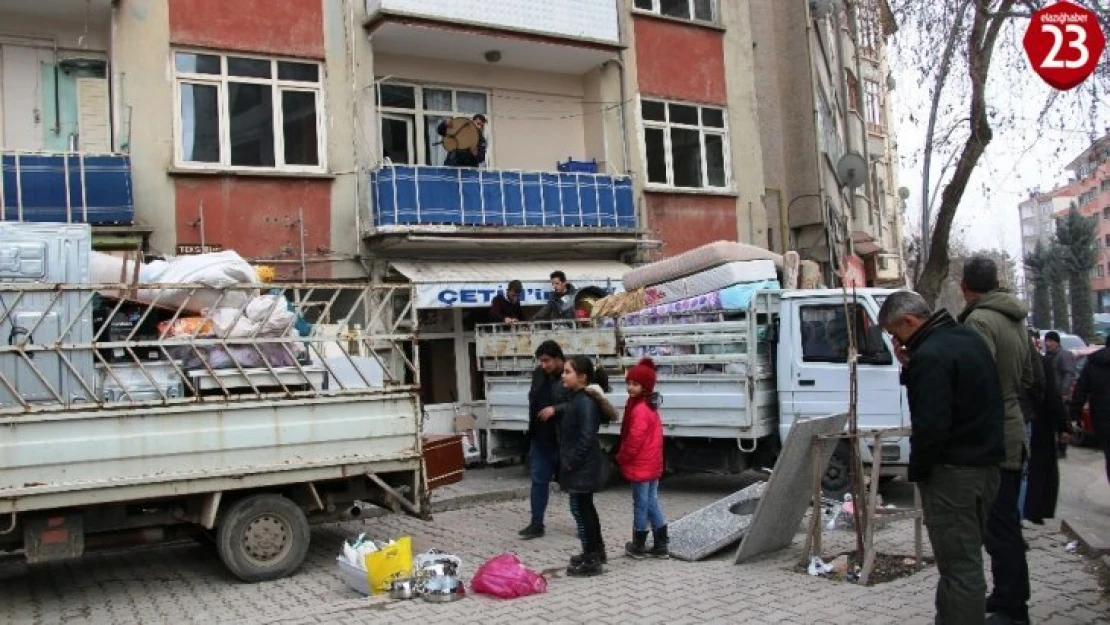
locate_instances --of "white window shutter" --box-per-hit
[76,77,111,153]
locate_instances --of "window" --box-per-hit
[1101,178,1110,192]
[1041,202,1053,215]
[640,98,729,189]
[1020,204,1033,218]
[856,0,880,54]
[1105,233,1110,246]
[846,70,861,113]
[800,304,891,365]
[863,79,883,131]
[1099,265,1106,279]
[1079,189,1098,205]
[1022,223,1036,237]
[173,51,324,171]
[1103,207,1110,220]
[634,0,717,24]
[375,82,489,166]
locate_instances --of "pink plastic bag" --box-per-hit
[470,553,547,599]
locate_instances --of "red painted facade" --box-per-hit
[173,178,332,280]
[633,17,727,105]
[644,194,737,257]
[168,0,325,59]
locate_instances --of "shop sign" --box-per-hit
[415,280,622,309]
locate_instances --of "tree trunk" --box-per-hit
[1051,278,1070,332]
[1032,280,1052,329]
[1069,274,1094,339]
[917,1,1015,306]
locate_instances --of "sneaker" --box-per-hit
[518,524,545,540]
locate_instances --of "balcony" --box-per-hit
[365,0,622,73]
[1,151,134,225]
[365,165,639,258]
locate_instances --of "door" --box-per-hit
[782,296,902,436]
[1,45,48,150]
[380,113,414,165]
[77,77,111,152]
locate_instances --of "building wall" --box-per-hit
[631,7,765,258]
[168,0,325,59]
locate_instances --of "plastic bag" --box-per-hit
[365,536,413,595]
[471,553,547,599]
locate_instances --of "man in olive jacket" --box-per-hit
[958,256,1033,625]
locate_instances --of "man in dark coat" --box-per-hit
[489,280,525,323]
[1071,346,1110,484]
[958,256,1033,625]
[518,340,566,540]
[879,290,1004,625]
[532,271,578,321]
[1023,351,1068,524]
[436,114,487,167]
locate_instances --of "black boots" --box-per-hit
[649,525,670,558]
[567,552,604,577]
[625,530,650,559]
[571,540,607,566]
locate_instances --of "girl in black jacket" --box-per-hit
[559,355,608,577]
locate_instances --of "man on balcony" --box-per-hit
[490,280,525,323]
[436,114,488,168]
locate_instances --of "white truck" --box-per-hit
[478,288,906,493]
[0,226,427,582]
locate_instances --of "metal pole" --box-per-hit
[298,205,307,279]
[198,200,206,252]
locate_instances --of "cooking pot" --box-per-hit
[388,575,418,600]
[420,574,465,603]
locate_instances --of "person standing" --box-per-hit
[436,114,487,167]
[878,291,1004,625]
[1043,331,1077,459]
[617,358,668,560]
[533,271,578,320]
[518,340,566,540]
[957,256,1033,625]
[1017,329,1045,520]
[1023,348,1068,525]
[558,355,609,577]
[1070,345,1110,484]
[490,280,525,323]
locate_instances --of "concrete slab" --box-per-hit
[666,481,766,561]
[735,413,849,564]
[1062,517,1110,556]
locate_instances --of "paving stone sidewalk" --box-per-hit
[0,473,1106,624]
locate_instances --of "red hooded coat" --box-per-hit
[616,396,664,482]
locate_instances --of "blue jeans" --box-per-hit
[631,480,666,531]
[1018,422,1032,517]
[529,439,559,527]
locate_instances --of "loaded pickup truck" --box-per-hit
[477,288,908,494]
[0,224,428,582]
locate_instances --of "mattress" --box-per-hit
[642,261,778,307]
[627,280,780,319]
[623,241,783,290]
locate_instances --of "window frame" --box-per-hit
[632,0,719,25]
[638,96,732,191]
[374,81,492,167]
[798,302,892,366]
[862,78,884,133]
[172,50,327,173]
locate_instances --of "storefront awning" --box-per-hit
[391,260,630,309]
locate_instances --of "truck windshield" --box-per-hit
[800,303,892,365]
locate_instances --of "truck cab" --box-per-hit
[776,289,908,491]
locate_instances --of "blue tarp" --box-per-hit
[371,166,636,229]
[2,152,135,225]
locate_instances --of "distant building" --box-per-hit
[1019,190,1074,257]
[1061,132,1110,312]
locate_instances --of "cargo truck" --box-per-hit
[0,223,426,582]
[478,288,907,494]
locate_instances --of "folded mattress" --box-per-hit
[642,260,778,307]
[624,241,783,290]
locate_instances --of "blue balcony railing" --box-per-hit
[1,150,135,225]
[369,165,636,230]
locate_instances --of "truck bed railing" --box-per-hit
[0,282,419,415]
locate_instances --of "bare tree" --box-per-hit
[890,0,1110,306]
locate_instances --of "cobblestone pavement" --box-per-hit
[0,474,1106,624]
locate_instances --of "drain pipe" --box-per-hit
[1,512,16,535]
[603,58,631,175]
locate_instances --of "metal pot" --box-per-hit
[420,574,465,603]
[388,575,418,600]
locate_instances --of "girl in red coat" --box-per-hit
[617,358,668,559]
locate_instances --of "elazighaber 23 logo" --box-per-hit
[1023,1,1106,91]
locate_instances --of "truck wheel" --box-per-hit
[822,445,851,498]
[216,494,310,583]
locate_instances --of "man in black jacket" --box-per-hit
[519,340,566,540]
[1071,345,1110,484]
[879,291,1005,624]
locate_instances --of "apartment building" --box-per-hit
[1062,133,1110,312]
[1018,190,1074,257]
[0,0,774,428]
[751,0,904,285]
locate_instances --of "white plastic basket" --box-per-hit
[336,557,371,595]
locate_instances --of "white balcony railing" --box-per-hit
[366,0,621,45]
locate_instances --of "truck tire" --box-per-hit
[822,444,851,498]
[216,494,310,583]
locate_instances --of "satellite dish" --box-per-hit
[898,186,911,200]
[836,152,868,190]
[809,0,839,20]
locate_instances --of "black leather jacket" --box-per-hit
[558,389,605,493]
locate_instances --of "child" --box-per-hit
[616,358,668,559]
[559,355,610,576]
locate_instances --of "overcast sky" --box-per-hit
[889,16,1108,272]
